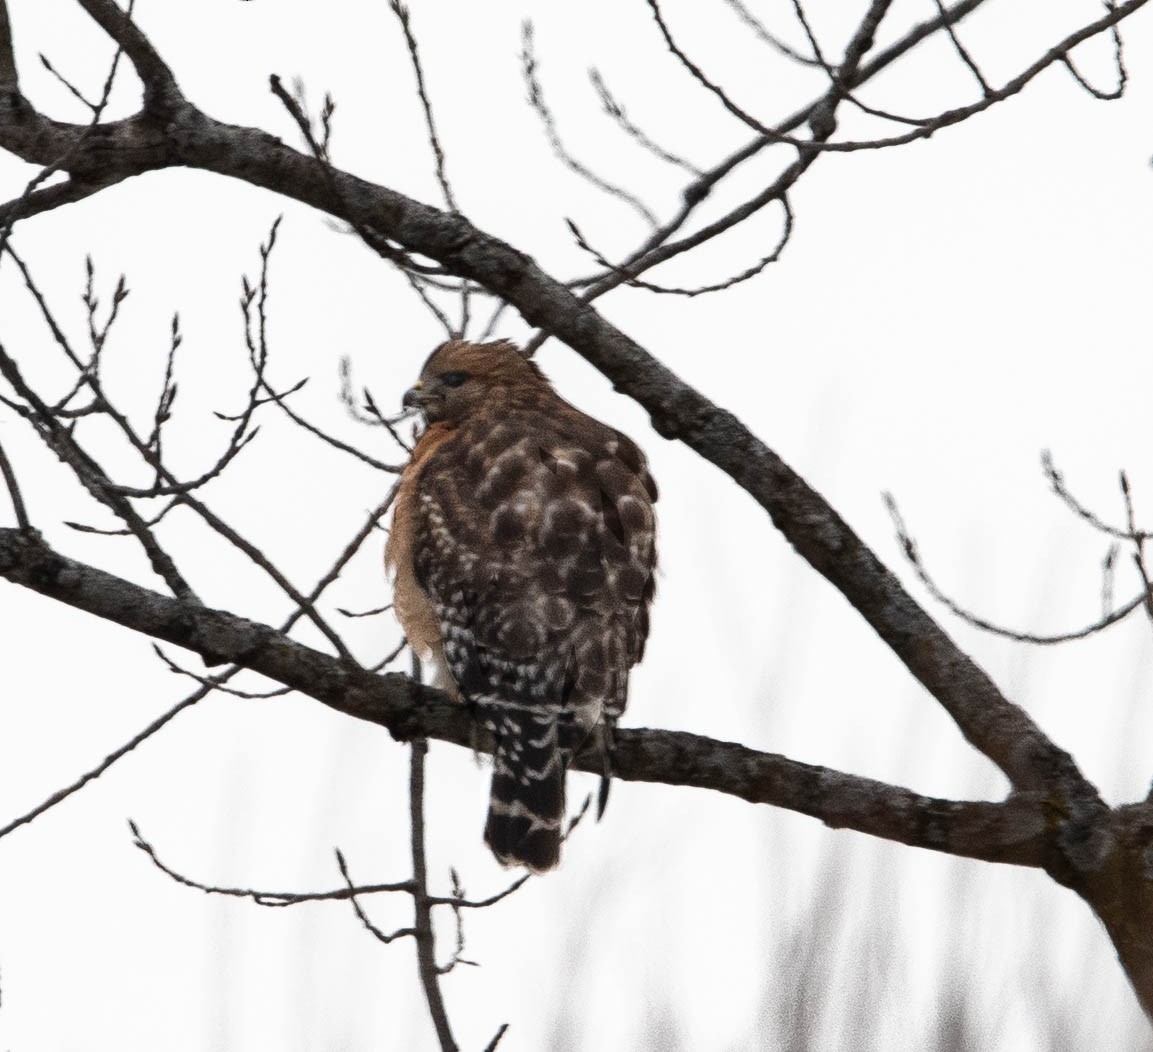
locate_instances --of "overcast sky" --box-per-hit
[2,2,1153,1049]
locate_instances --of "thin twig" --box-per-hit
[131,821,415,906]
[1062,0,1127,100]
[0,686,209,841]
[930,0,993,95]
[1102,542,1119,619]
[339,602,394,619]
[338,357,416,452]
[588,69,703,176]
[0,436,30,529]
[521,21,658,230]
[152,644,292,699]
[65,497,178,536]
[567,196,793,297]
[723,0,819,65]
[268,73,458,337]
[482,1024,510,1052]
[38,51,100,110]
[885,492,1146,643]
[389,0,457,212]
[1042,451,1149,541]
[334,850,417,943]
[436,868,479,974]
[1119,471,1153,625]
[370,638,409,673]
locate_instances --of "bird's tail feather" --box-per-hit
[481,702,565,873]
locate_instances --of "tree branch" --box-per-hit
[0,0,18,92]
[0,174,127,233]
[409,736,459,1052]
[73,0,178,109]
[0,525,1069,872]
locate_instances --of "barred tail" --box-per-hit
[482,704,565,873]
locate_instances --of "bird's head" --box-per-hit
[402,339,548,424]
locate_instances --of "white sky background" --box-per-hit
[1,1,1153,1049]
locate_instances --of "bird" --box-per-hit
[386,338,657,872]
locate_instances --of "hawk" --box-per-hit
[386,339,658,872]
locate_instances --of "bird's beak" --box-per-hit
[402,381,425,409]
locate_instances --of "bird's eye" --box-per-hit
[440,371,469,388]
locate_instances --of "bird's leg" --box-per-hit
[596,717,616,820]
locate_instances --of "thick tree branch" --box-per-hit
[0,173,127,229]
[73,0,178,108]
[0,525,1070,871]
[0,0,16,92]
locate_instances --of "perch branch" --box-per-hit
[0,526,1082,873]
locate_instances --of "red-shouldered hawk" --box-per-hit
[386,339,658,872]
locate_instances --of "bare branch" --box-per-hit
[0,435,29,529]
[65,497,177,535]
[1062,2,1128,101]
[724,0,818,66]
[130,821,414,906]
[370,638,409,673]
[588,69,703,176]
[251,376,403,473]
[334,849,416,944]
[930,0,993,95]
[646,0,831,142]
[570,0,992,312]
[0,4,135,256]
[38,52,100,111]
[0,0,17,90]
[130,816,525,919]
[339,602,393,619]
[785,0,931,127]
[566,195,792,297]
[338,357,415,453]
[646,0,1140,154]
[1102,542,1119,618]
[409,734,460,1051]
[73,0,178,108]
[0,329,200,602]
[521,21,658,230]
[436,868,479,974]
[268,74,459,337]
[0,685,207,842]
[389,0,457,214]
[1119,471,1153,625]
[428,872,530,911]
[1044,450,1149,541]
[3,251,356,653]
[0,527,1075,871]
[152,644,292,699]
[885,492,1146,643]
[482,1024,510,1052]
[0,175,129,231]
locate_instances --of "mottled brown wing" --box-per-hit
[411,399,657,870]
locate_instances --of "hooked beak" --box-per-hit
[402,381,425,410]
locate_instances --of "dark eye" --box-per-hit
[440,371,469,388]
